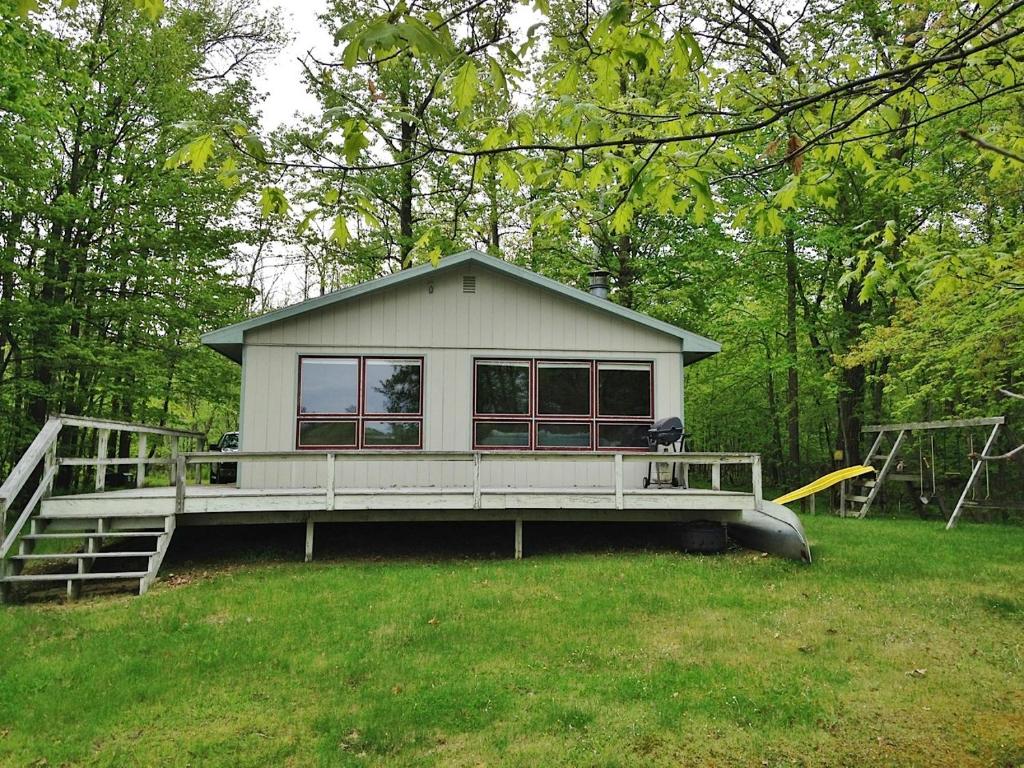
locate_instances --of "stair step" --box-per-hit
[22,531,164,541]
[1,571,147,583]
[13,552,158,561]
[848,495,870,503]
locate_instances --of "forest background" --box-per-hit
[2,0,1022,490]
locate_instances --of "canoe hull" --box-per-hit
[728,500,812,562]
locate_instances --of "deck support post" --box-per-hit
[514,519,522,560]
[136,434,147,488]
[96,430,110,491]
[305,517,315,563]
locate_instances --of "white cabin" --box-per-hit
[202,250,720,491]
[0,251,809,603]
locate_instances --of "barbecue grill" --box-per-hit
[643,416,688,488]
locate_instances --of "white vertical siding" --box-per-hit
[240,267,684,490]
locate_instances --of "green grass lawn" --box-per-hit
[1,517,1022,767]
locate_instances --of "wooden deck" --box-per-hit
[3,417,809,602]
[40,484,758,526]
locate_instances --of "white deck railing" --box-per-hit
[176,450,764,514]
[3,415,765,570]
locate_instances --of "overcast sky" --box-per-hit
[252,1,542,131]
[246,1,543,303]
[254,0,333,131]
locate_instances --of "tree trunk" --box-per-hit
[784,228,801,480]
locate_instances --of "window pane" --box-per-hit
[298,420,357,447]
[363,420,421,447]
[364,359,421,414]
[300,358,359,414]
[598,422,650,449]
[536,422,592,448]
[537,363,591,415]
[476,362,530,415]
[475,421,530,447]
[598,364,652,417]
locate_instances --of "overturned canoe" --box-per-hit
[729,500,812,563]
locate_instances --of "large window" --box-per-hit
[472,359,653,450]
[297,356,422,449]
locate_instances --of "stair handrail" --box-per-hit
[1,415,205,561]
[0,417,63,521]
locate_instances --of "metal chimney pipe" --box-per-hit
[588,269,610,299]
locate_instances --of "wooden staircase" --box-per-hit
[1,514,175,601]
[840,428,907,518]
[1,414,200,603]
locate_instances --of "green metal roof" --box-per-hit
[201,249,721,365]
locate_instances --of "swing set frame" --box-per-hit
[848,416,1006,528]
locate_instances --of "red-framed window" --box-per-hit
[297,356,423,449]
[472,358,653,450]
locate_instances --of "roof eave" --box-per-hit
[199,249,722,363]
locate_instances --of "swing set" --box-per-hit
[838,415,1020,527]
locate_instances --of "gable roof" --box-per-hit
[202,249,721,364]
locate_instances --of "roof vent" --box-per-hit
[588,269,610,300]
[462,275,477,294]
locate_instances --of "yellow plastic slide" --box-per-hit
[772,465,875,506]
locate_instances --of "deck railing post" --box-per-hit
[473,452,481,510]
[614,454,623,510]
[96,429,110,491]
[174,455,186,517]
[136,433,147,488]
[751,456,763,511]
[711,462,721,491]
[43,441,56,500]
[169,436,179,488]
[325,452,335,511]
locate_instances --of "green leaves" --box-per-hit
[331,214,350,247]
[342,121,370,165]
[452,60,479,114]
[259,187,288,217]
[164,135,215,173]
[338,15,450,69]
[774,178,800,210]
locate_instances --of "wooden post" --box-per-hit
[751,456,763,511]
[305,518,315,563]
[96,429,110,491]
[614,454,623,510]
[681,460,689,489]
[514,519,522,560]
[136,433,147,488]
[43,441,56,499]
[711,463,721,491]
[174,455,186,517]
[473,452,481,510]
[947,422,1002,530]
[169,436,179,487]
[839,478,846,517]
[325,452,335,511]
[810,493,816,516]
